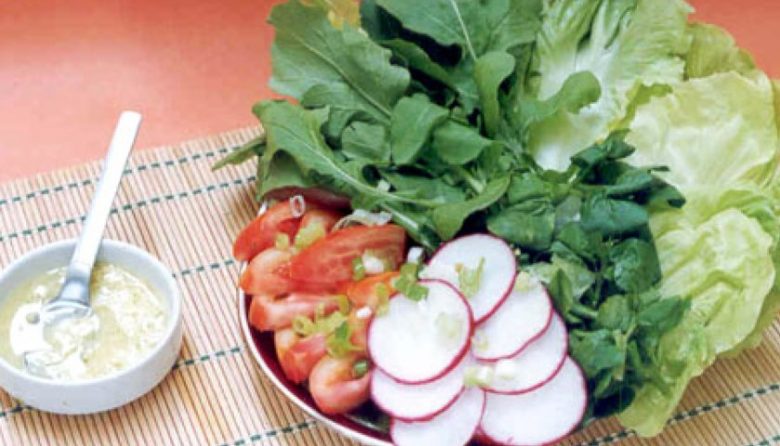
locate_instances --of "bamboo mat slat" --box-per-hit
[0,127,778,446]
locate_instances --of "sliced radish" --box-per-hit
[422,234,516,323]
[371,353,471,421]
[471,282,553,361]
[480,313,568,395]
[368,279,473,384]
[391,387,485,446]
[480,358,587,446]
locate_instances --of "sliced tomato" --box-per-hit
[274,328,299,361]
[348,310,370,353]
[240,248,295,296]
[300,208,342,234]
[276,330,328,384]
[346,271,399,310]
[233,201,304,262]
[290,225,406,288]
[248,293,339,332]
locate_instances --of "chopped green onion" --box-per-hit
[463,365,494,388]
[393,262,429,301]
[436,313,464,342]
[456,257,485,299]
[352,257,366,281]
[352,359,370,378]
[326,321,359,357]
[275,232,291,250]
[336,294,351,314]
[294,222,326,250]
[375,283,390,316]
[292,315,316,337]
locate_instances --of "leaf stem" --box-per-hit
[447,0,478,62]
[453,166,485,194]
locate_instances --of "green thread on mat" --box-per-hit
[745,434,780,446]
[0,144,247,209]
[218,420,317,446]
[174,259,236,278]
[576,381,780,446]
[172,346,244,370]
[0,176,255,242]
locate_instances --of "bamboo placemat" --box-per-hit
[0,127,778,446]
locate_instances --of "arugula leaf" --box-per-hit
[475,51,515,136]
[376,0,488,61]
[432,176,510,239]
[212,136,265,170]
[514,71,601,130]
[390,95,449,164]
[382,172,466,204]
[255,101,415,205]
[341,122,390,164]
[306,0,361,28]
[269,0,409,121]
[484,0,543,52]
[256,151,313,199]
[381,39,454,87]
[432,120,495,166]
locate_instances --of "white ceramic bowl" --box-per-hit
[0,239,183,414]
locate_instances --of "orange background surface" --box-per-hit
[0,0,778,182]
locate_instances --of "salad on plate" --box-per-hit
[217,0,780,444]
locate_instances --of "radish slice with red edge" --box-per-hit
[368,279,473,384]
[391,387,485,446]
[371,353,472,422]
[472,280,553,361]
[480,358,587,446]
[422,234,516,323]
[480,313,568,395]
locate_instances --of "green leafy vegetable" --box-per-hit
[475,51,515,136]
[221,0,780,437]
[269,0,409,123]
[529,0,691,171]
[390,95,449,164]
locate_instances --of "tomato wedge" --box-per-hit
[248,293,339,332]
[240,248,296,296]
[346,271,398,310]
[234,200,318,262]
[290,225,406,288]
[275,329,328,384]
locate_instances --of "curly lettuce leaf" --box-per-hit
[620,208,775,435]
[619,71,780,436]
[528,0,691,171]
[685,23,755,79]
[626,72,778,191]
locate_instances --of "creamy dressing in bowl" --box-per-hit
[0,262,168,381]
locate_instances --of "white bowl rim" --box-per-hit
[0,238,182,387]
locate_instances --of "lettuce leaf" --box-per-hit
[684,23,755,79]
[626,72,778,191]
[619,70,780,435]
[619,207,774,435]
[528,0,691,171]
